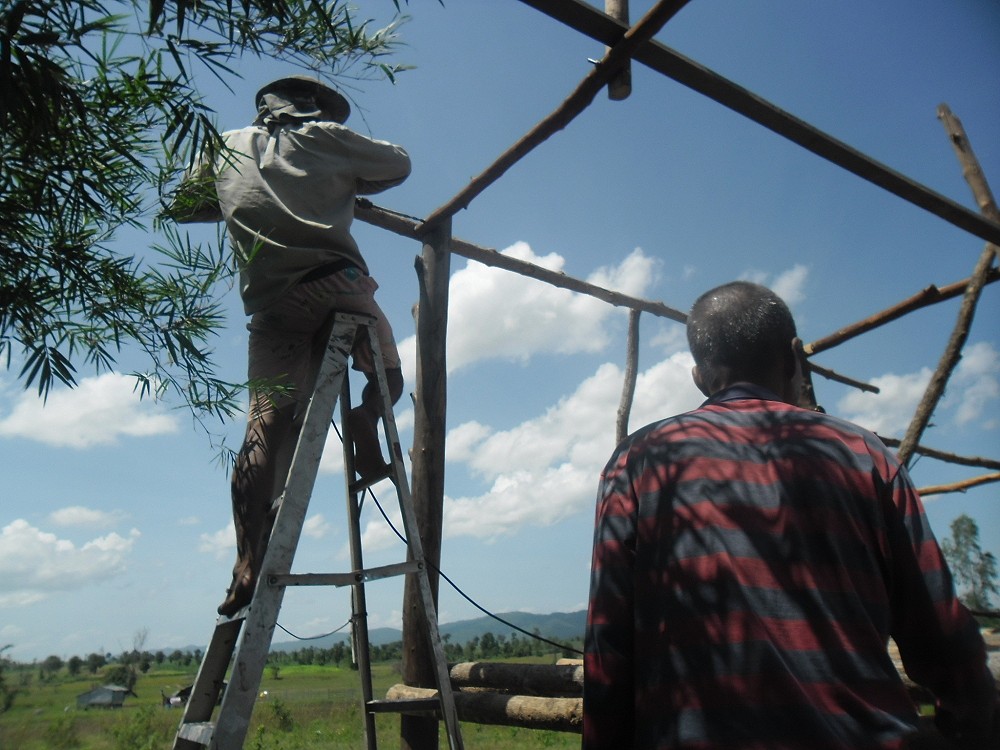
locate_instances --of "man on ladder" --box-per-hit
[176,75,411,617]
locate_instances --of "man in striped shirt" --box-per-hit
[584,281,997,749]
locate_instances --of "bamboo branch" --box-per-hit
[897,106,1000,466]
[917,473,1000,497]
[803,268,1000,356]
[420,0,692,231]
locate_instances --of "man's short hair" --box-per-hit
[687,281,797,384]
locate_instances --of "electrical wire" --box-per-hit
[275,618,351,642]
[365,483,584,656]
[277,415,584,656]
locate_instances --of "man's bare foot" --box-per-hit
[218,561,254,617]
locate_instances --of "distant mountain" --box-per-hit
[268,610,585,653]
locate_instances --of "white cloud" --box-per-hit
[0,520,139,606]
[438,352,702,541]
[835,343,1000,436]
[199,523,234,561]
[0,372,179,448]
[948,341,1000,427]
[303,513,333,539]
[770,265,809,307]
[398,243,659,380]
[740,264,809,307]
[836,369,931,436]
[48,506,125,528]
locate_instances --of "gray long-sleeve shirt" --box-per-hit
[214,120,410,314]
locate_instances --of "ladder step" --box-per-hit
[367,698,442,715]
[176,721,215,744]
[270,560,421,588]
[348,465,394,494]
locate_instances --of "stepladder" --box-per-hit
[172,312,464,750]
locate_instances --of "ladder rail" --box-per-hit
[366,325,466,750]
[339,373,380,749]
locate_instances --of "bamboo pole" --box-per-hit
[605,0,632,100]
[896,106,999,467]
[515,0,1000,247]
[420,0,692,232]
[803,269,1000,357]
[616,309,640,443]
[401,219,452,750]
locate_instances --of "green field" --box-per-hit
[0,660,580,749]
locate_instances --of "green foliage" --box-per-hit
[0,0,411,421]
[110,704,161,750]
[0,645,19,714]
[101,664,133,690]
[43,712,82,750]
[267,697,295,732]
[942,514,1000,612]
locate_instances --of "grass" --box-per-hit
[0,660,581,749]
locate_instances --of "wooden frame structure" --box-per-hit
[348,1,999,746]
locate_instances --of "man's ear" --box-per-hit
[692,365,711,397]
[784,338,801,379]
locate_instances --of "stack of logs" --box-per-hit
[387,632,1000,740]
[387,658,584,732]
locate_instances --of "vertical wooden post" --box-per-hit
[605,0,632,100]
[615,309,640,444]
[897,106,999,466]
[401,219,452,750]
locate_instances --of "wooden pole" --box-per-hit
[449,661,583,695]
[877,437,1000,472]
[616,309,640,443]
[356,200,687,321]
[401,219,452,750]
[917,472,1000,497]
[805,359,879,394]
[605,0,632,100]
[387,685,584,733]
[897,106,999,466]
[803,269,1000,356]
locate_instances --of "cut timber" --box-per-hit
[449,661,582,696]
[386,684,583,733]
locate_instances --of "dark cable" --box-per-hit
[275,618,352,642]
[335,413,584,655]
[365,485,584,656]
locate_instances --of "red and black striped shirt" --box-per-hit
[584,384,994,749]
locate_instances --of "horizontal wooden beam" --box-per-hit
[355,200,688,321]
[516,0,1000,247]
[917,472,1000,497]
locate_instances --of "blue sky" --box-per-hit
[1,0,998,662]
